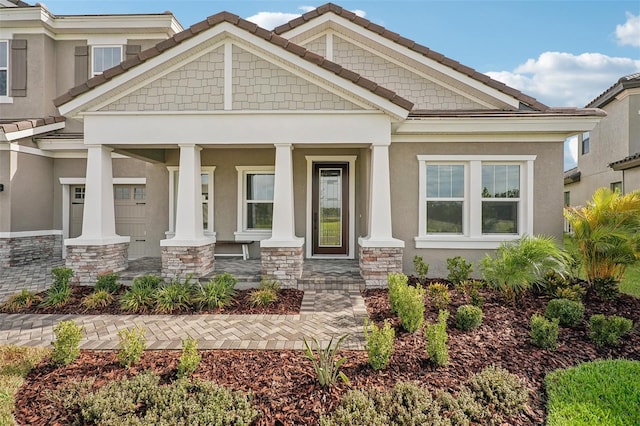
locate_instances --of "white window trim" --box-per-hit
[0,39,12,103]
[91,45,123,77]
[415,155,535,249]
[166,166,215,238]
[235,165,274,241]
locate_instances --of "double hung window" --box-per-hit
[0,41,8,97]
[235,166,274,240]
[92,46,122,77]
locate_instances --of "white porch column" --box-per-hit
[359,142,404,248]
[261,143,303,248]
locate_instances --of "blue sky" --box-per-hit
[38,1,640,168]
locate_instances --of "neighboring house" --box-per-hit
[564,73,640,207]
[1,2,603,286]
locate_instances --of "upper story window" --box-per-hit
[235,166,275,240]
[610,181,623,194]
[581,132,590,155]
[0,40,8,97]
[92,46,122,77]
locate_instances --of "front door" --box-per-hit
[312,162,349,255]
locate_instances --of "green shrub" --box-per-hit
[480,235,568,304]
[456,279,484,307]
[1,289,42,312]
[95,273,119,293]
[42,269,74,308]
[249,288,277,307]
[530,314,559,350]
[51,267,73,288]
[51,320,84,366]
[319,389,387,425]
[446,256,473,285]
[435,388,490,424]
[195,274,237,310]
[425,310,449,366]
[413,255,429,280]
[545,298,584,327]
[363,319,395,371]
[303,335,350,388]
[396,284,426,333]
[588,314,633,348]
[74,371,258,425]
[81,290,114,310]
[117,326,146,367]
[258,279,281,292]
[154,277,194,313]
[592,277,620,300]
[456,305,483,331]
[120,276,160,313]
[387,272,408,314]
[427,282,451,310]
[177,336,201,379]
[467,365,529,415]
[541,270,585,301]
[132,275,162,291]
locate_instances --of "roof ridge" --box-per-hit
[586,72,640,108]
[274,2,548,111]
[54,10,413,112]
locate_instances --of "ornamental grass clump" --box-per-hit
[446,256,473,285]
[427,282,451,310]
[117,326,147,367]
[1,289,42,312]
[545,298,584,327]
[249,280,280,307]
[195,272,237,310]
[154,276,194,313]
[119,275,161,313]
[363,319,395,371]
[396,283,426,333]
[177,336,201,379]
[425,310,449,366]
[51,320,84,366]
[387,272,408,314]
[303,334,350,388]
[480,235,568,304]
[81,290,114,310]
[456,304,483,331]
[42,267,74,308]
[588,314,633,348]
[530,314,559,350]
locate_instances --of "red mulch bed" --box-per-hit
[13,285,640,425]
[1,285,303,315]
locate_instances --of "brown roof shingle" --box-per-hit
[0,116,65,134]
[274,3,549,111]
[586,73,640,108]
[54,10,413,112]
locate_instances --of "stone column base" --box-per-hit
[0,234,62,267]
[161,243,215,281]
[359,246,404,288]
[65,242,129,285]
[261,246,303,288]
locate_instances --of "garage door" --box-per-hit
[70,184,147,259]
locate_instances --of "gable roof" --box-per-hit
[274,3,548,111]
[586,73,640,108]
[0,116,65,141]
[2,0,32,7]
[54,11,413,113]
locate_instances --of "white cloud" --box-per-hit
[246,6,366,30]
[616,12,640,47]
[564,135,578,171]
[486,52,640,107]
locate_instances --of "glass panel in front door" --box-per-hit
[319,168,342,247]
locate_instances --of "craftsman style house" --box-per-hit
[564,74,640,207]
[1,1,603,286]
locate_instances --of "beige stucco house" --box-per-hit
[1,1,604,286]
[564,73,640,208]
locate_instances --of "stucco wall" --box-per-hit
[0,151,10,232]
[629,93,640,157]
[10,151,54,232]
[389,141,565,277]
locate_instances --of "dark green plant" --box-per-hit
[363,319,395,371]
[396,283,426,333]
[588,314,633,348]
[249,288,277,307]
[425,310,449,366]
[177,336,201,379]
[132,275,162,291]
[427,282,450,310]
[530,314,559,350]
[258,278,281,292]
[1,289,42,312]
[446,256,473,285]
[456,279,484,307]
[303,334,350,388]
[195,274,237,310]
[81,290,114,310]
[51,320,84,366]
[41,281,72,308]
[413,255,429,280]
[540,270,586,302]
[154,276,194,313]
[51,267,74,288]
[466,365,529,416]
[95,273,119,293]
[545,298,584,327]
[117,326,147,367]
[592,277,620,300]
[480,235,569,304]
[119,275,160,313]
[456,305,483,331]
[387,272,408,314]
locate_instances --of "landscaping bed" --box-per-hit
[13,286,639,425]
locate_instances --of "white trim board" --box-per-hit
[0,230,63,238]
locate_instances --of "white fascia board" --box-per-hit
[392,133,567,143]
[59,177,146,185]
[0,230,63,238]
[83,111,391,145]
[281,14,520,109]
[0,121,65,142]
[394,116,603,135]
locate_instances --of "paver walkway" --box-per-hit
[0,261,369,350]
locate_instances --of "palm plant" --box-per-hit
[564,188,640,286]
[480,235,568,304]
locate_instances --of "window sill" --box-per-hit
[414,234,521,249]
[234,230,272,241]
[0,96,14,104]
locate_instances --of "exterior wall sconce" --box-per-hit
[0,184,4,192]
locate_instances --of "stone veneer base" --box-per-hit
[161,243,215,280]
[0,234,62,268]
[359,246,403,288]
[65,242,129,285]
[261,246,303,288]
